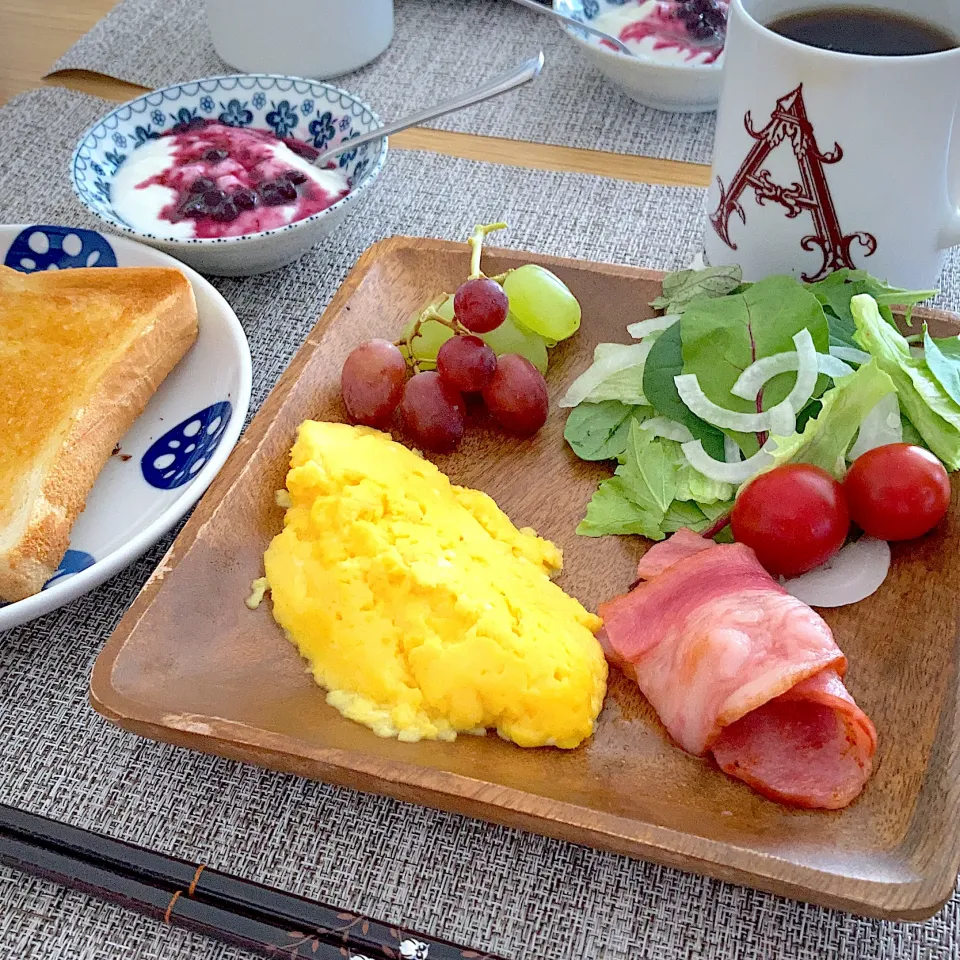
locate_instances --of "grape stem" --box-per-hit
[394,299,470,373]
[468,221,508,279]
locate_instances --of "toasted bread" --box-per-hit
[0,264,199,601]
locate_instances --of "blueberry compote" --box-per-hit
[132,119,349,239]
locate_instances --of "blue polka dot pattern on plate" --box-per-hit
[141,402,233,490]
[3,226,118,273]
[43,550,96,589]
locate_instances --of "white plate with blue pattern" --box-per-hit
[0,224,252,631]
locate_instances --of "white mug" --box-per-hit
[205,0,394,79]
[704,0,960,289]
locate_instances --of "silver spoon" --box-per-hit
[503,0,633,55]
[313,52,545,167]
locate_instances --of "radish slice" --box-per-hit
[627,314,680,340]
[640,417,695,443]
[724,436,743,464]
[782,538,891,608]
[830,346,872,365]
[675,374,779,432]
[682,439,775,484]
[848,393,902,461]
[559,341,652,408]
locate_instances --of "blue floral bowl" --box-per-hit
[72,75,388,276]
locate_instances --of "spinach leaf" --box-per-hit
[679,275,829,454]
[642,322,726,460]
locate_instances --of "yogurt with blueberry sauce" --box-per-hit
[111,118,349,240]
[593,0,728,65]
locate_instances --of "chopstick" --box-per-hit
[0,804,504,960]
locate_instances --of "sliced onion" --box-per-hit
[732,353,852,400]
[675,374,776,432]
[848,392,902,461]
[724,436,743,464]
[784,329,819,414]
[782,538,891,608]
[559,341,652,408]
[640,416,695,443]
[767,401,796,438]
[830,346,872,365]
[682,439,775,484]
[627,314,680,340]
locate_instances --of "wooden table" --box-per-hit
[0,0,710,189]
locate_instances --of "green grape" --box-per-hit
[481,313,549,375]
[400,296,456,369]
[502,264,581,343]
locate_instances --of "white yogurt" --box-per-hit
[111,131,349,239]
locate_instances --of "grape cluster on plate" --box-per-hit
[340,223,581,452]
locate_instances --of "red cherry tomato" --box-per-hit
[732,464,850,577]
[843,444,951,541]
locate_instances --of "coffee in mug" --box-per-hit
[704,0,960,289]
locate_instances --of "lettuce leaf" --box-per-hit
[853,295,960,470]
[808,269,935,348]
[576,423,733,539]
[766,359,897,479]
[649,265,743,314]
[563,401,649,461]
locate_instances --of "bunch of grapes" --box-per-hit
[340,223,582,452]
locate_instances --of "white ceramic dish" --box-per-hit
[0,223,252,632]
[71,75,388,276]
[205,0,394,78]
[554,0,724,113]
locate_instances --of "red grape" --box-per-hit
[340,339,406,427]
[453,278,509,333]
[437,335,498,392]
[481,354,549,438]
[400,371,465,451]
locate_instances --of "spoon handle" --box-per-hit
[314,52,545,167]
[503,0,633,54]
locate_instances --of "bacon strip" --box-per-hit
[600,530,876,809]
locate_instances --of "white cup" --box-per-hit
[205,0,394,79]
[704,0,960,289]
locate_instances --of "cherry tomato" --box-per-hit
[732,464,850,577]
[843,444,951,541]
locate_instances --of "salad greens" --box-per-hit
[564,264,950,541]
[679,276,828,454]
[853,295,960,470]
[808,268,935,349]
[563,400,647,461]
[649,265,744,314]
[576,421,734,541]
[765,361,896,479]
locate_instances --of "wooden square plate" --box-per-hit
[93,237,960,921]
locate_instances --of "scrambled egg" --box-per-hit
[260,421,606,749]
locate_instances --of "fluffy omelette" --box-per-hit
[257,421,607,749]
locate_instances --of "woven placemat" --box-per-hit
[48,0,717,166]
[1,86,960,960]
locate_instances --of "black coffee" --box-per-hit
[767,6,958,56]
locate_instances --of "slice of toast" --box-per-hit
[0,264,199,601]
